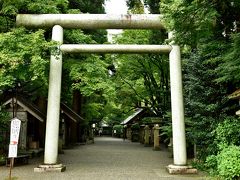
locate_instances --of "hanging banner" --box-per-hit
[10,118,21,145]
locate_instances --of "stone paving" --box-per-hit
[0,137,208,180]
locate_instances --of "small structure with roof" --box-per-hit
[2,94,84,156]
[121,108,145,141]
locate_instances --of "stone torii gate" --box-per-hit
[16,14,195,174]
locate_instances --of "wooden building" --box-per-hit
[2,95,84,154]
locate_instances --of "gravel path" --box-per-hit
[0,137,208,180]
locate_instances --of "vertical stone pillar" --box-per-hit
[139,126,145,144]
[44,25,63,164]
[167,38,197,174]
[89,128,94,143]
[153,124,160,151]
[34,25,66,172]
[169,44,187,165]
[144,125,150,147]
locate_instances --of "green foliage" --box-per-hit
[217,145,240,180]
[183,39,231,160]
[161,0,240,46]
[159,1,240,178]
[69,0,105,14]
[205,155,218,175]
[68,55,110,96]
[141,117,161,124]
[144,0,160,14]
[64,29,94,44]
[115,30,151,44]
[126,0,144,14]
[0,154,5,161]
[126,0,141,10]
[216,33,240,84]
[131,123,140,130]
[161,0,217,46]
[1,0,68,15]
[84,102,104,121]
[0,107,9,151]
[0,107,9,125]
[203,117,240,178]
[215,117,240,148]
[113,29,170,116]
[0,0,108,140]
[64,53,116,122]
[68,0,107,43]
[0,28,52,91]
[160,121,172,143]
[102,100,125,126]
[113,125,123,135]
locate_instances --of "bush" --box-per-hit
[160,122,172,144]
[205,155,218,175]
[203,117,240,179]
[217,145,240,180]
[215,117,240,147]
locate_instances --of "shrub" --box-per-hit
[160,122,172,144]
[205,155,218,175]
[215,117,240,147]
[217,145,240,180]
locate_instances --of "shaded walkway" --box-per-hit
[0,137,207,180]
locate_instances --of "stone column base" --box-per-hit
[34,164,66,172]
[166,164,197,174]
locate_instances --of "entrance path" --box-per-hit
[0,137,208,180]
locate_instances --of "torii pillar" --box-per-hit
[34,25,65,172]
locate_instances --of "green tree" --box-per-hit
[61,0,108,125]
[0,0,69,94]
[216,33,240,85]
[0,28,52,94]
[110,28,170,117]
[183,40,229,160]
[108,0,170,119]
[0,0,109,133]
[68,0,106,43]
[160,0,240,166]
[144,0,160,14]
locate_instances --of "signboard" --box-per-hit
[8,144,18,158]
[8,118,21,158]
[10,118,21,144]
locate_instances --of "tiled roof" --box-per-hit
[3,96,45,122]
[60,102,84,122]
[3,95,84,122]
[120,108,144,125]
